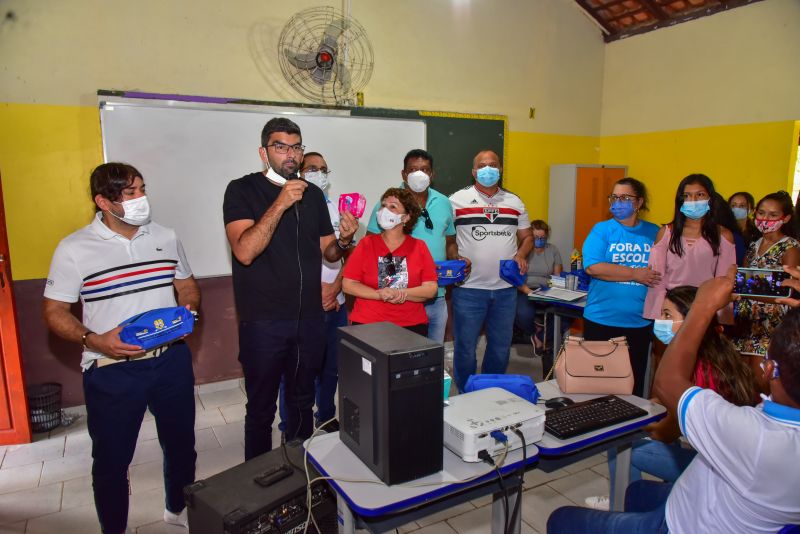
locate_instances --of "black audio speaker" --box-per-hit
[184,440,337,534]
[338,322,444,485]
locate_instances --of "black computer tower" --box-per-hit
[338,322,443,485]
[184,440,337,534]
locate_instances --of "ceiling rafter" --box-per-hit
[574,0,765,42]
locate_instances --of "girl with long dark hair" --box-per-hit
[643,174,736,322]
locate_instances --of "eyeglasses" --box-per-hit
[420,208,433,230]
[383,252,396,276]
[266,142,306,155]
[608,194,638,204]
[301,165,330,175]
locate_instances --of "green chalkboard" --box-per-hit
[351,107,506,197]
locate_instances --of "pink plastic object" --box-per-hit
[338,193,366,218]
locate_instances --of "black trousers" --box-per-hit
[84,343,196,533]
[238,318,324,460]
[582,318,652,397]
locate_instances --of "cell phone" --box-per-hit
[733,267,794,298]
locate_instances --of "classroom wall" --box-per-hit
[596,0,800,225]
[506,132,600,222]
[0,0,605,281]
[0,0,604,134]
[599,121,798,225]
[600,0,800,136]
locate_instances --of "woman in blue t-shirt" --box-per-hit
[581,178,661,396]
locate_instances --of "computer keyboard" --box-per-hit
[544,395,649,440]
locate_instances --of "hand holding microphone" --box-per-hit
[276,175,307,212]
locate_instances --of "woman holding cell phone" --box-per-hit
[732,191,800,356]
[342,187,438,336]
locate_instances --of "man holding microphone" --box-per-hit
[223,118,357,459]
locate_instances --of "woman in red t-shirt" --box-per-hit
[343,187,438,335]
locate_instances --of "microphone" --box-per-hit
[286,172,302,216]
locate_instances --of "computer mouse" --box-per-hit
[545,396,575,409]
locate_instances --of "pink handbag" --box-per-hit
[548,336,634,395]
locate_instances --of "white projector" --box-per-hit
[444,387,545,462]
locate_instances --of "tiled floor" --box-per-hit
[0,341,614,533]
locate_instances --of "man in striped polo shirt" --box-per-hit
[43,163,200,533]
[447,150,533,392]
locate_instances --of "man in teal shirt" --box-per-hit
[366,149,455,342]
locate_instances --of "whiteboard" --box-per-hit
[100,99,426,277]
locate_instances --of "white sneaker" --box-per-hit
[164,508,189,528]
[584,495,610,511]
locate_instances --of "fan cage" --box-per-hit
[278,6,374,105]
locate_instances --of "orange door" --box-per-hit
[0,173,32,445]
[573,167,626,251]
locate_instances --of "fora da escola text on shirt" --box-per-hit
[608,242,652,264]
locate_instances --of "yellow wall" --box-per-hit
[601,0,800,136]
[506,131,599,222]
[0,104,102,279]
[0,0,607,280]
[599,121,798,225]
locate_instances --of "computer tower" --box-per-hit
[184,440,337,534]
[338,322,443,485]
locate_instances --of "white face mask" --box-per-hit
[304,170,329,191]
[377,207,405,230]
[265,166,287,185]
[111,196,151,226]
[406,170,430,193]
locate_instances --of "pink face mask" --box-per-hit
[755,218,784,234]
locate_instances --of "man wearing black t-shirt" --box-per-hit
[223,118,357,459]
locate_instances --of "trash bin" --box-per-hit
[27,383,62,433]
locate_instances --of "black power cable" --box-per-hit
[479,447,512,534]
[509,428,528,533]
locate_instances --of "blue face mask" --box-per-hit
[534,237,547,248]
[680,200,710,219]
[731,206,748,221]
[476,166,500,187]
[653,319,682,345]
[610,201,635,220]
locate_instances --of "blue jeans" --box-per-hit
[452,286,516,392]
[515,292,539,337]
[239,319,324,460]
[547,480,671,534]
[424,296,448,343]
[279,307,348,429]
[607,438,696,509]
[83,343,196,534]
